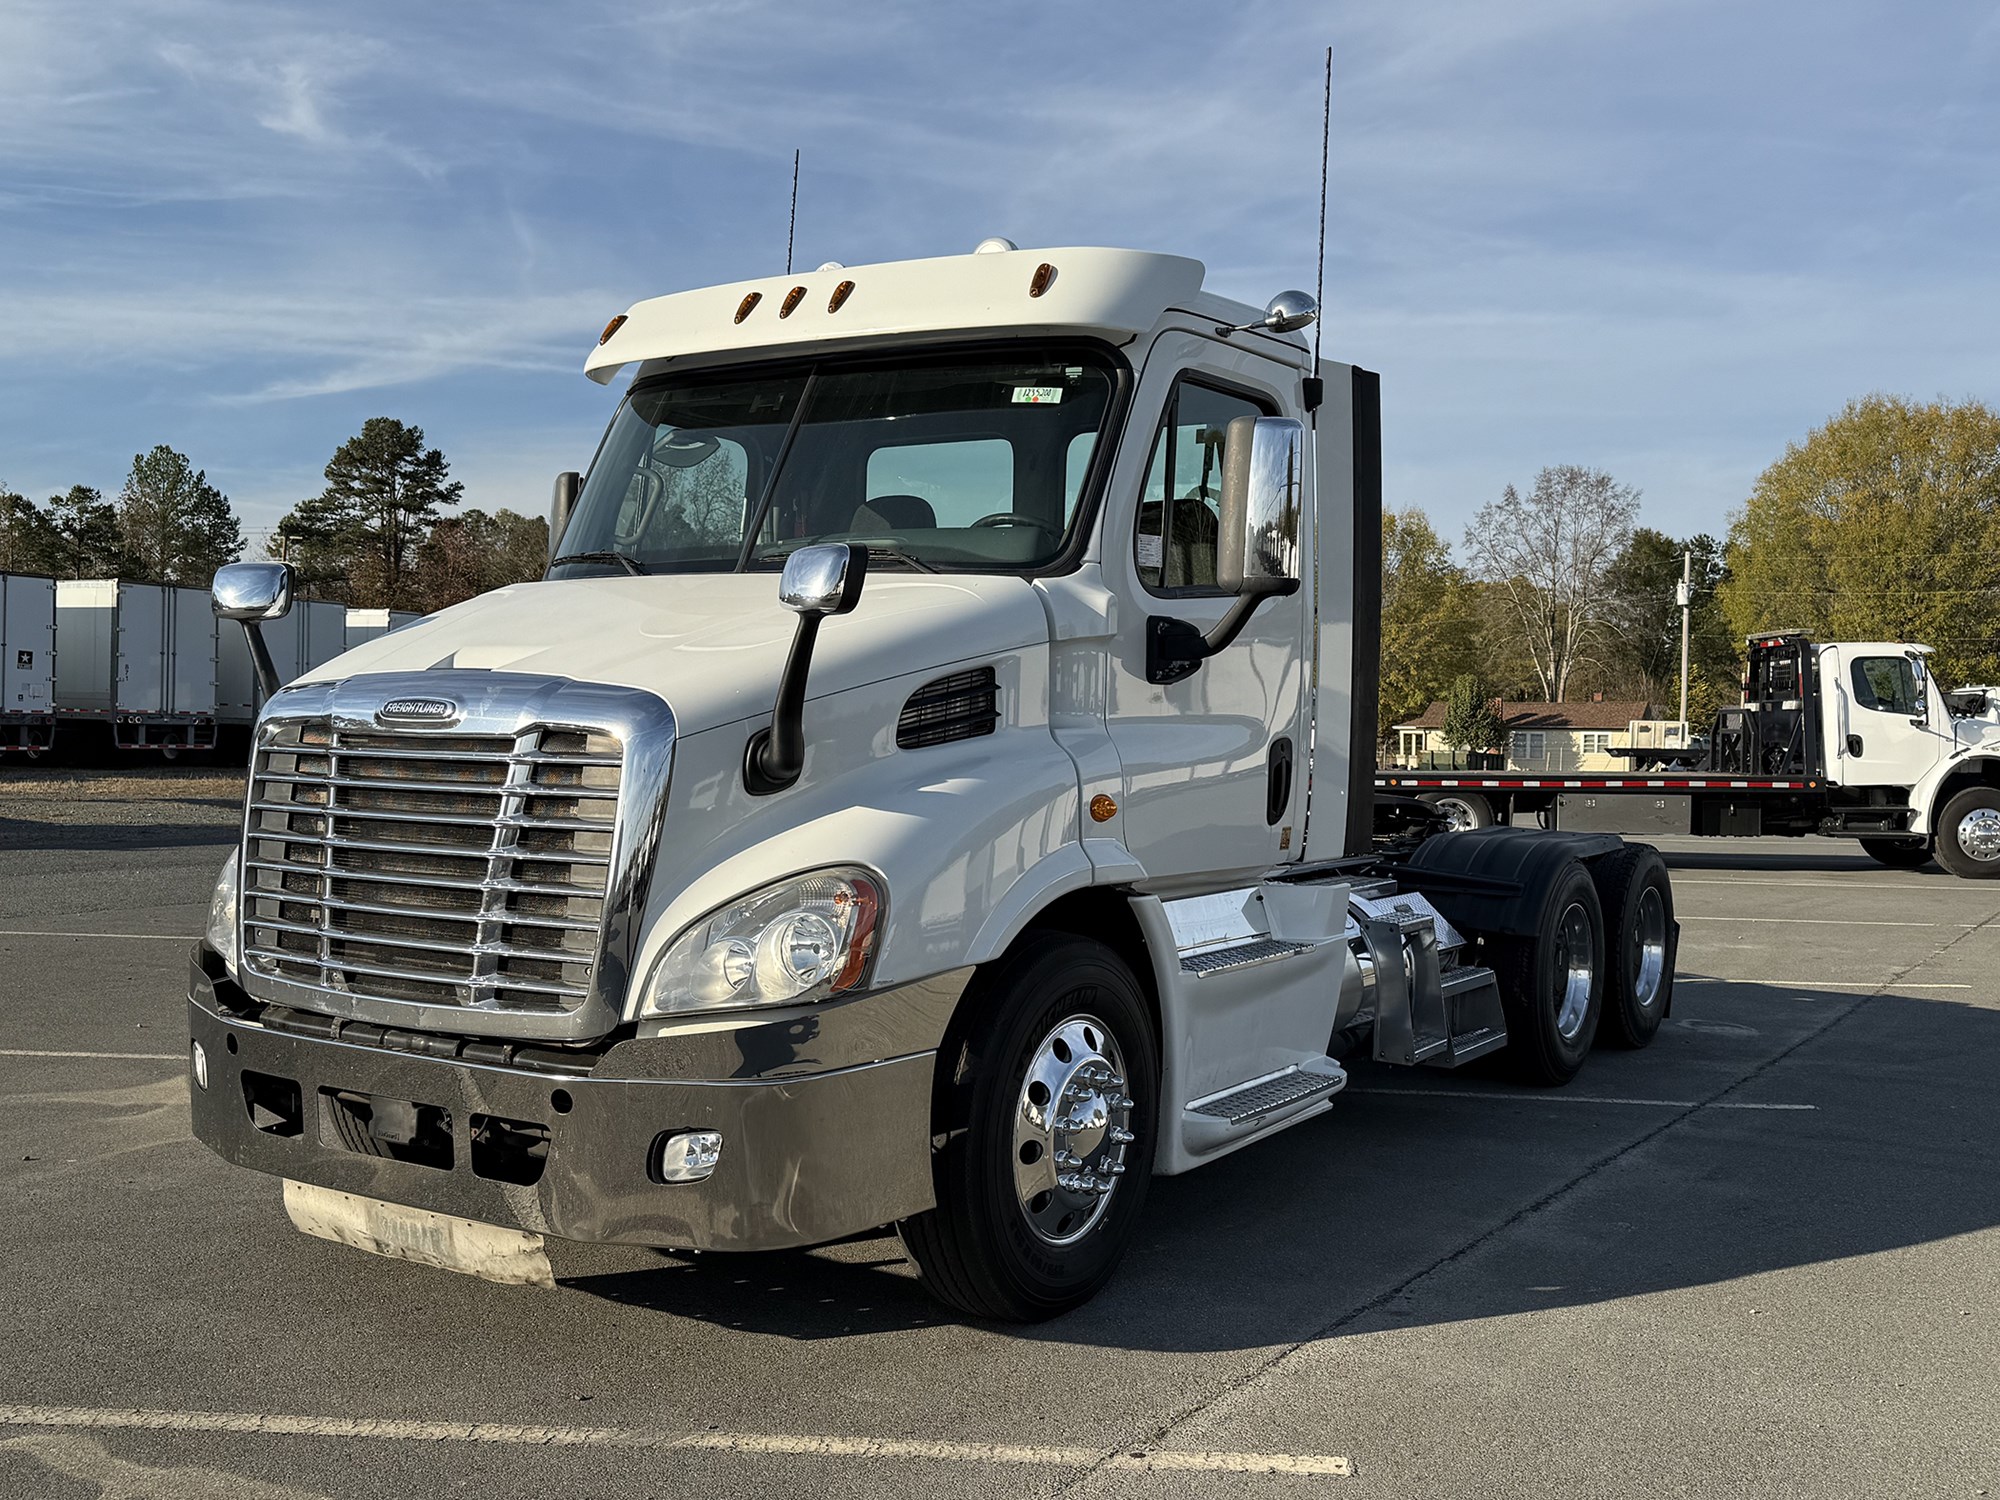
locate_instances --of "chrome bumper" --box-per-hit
[187,948,967,1252]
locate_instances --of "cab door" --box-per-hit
[1097,330,1309,883]
[1838,650,1948,788]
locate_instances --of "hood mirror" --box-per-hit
[212,561,294,700]
[747,544,870,795]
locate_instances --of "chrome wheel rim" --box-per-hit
[1956,808,2000,864]
[1433,796,1478,832]
[1553,901,1595,1041]
[1633,885,1668,1009]
[1013,1015,1134,1246]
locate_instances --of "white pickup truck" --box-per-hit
[191,243,1678,1319]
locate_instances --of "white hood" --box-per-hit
[307,573,1051,734]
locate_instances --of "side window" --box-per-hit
[1852,658,1920,715]
[1134,378,1271,593]
[863,439,1014,530]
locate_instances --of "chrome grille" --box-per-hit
[241,719,624,1015]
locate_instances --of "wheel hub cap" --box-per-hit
[1957,808,2000,863]
[1013,1016,1134,1246]
[1553,901,1595,1041]
[1633,885,1667,1009]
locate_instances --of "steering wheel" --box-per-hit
[970,512,1061,542]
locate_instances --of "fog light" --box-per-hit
[191,1040,209,1091]
[654,1130,722,1184]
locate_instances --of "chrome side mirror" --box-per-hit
[212,561,294,701]
[779,542,867,616]
[748,544,870,795]
[1146,418,1305,685]
[212,562,293,622]
[549,471,580,562]
[1218,415,1304,595]
[1217,290,1319,338]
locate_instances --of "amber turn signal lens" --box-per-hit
[597,314,627,345]
[734,292,762,324]
[779,285,808,318]
[1029,262,1056,298]
[828,280,855,313]
[1089,793,1117,823]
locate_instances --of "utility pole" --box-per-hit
[1676,548,1692,742]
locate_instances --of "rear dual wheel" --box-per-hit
[1490,860,1605,1086]
[1590,845,1676,1049]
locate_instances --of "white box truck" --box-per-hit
[189,244,1680,1319]
[343,609,423,650]
[53,579,217,753]
[218,597,348,726]
[1,572,57,754]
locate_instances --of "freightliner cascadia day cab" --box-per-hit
[1381,632,2000,878]
[190,245,1680,1319]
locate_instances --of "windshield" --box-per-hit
[551,347,1120,577]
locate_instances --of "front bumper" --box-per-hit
[187,952,967,1252]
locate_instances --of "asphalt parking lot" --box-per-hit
[2,778,1996,1499]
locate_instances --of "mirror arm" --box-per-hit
[237,620,283,700]
[743,613,825,796]
[1146,580,1300,686]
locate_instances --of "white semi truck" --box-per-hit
[189,245,1679,1319]
[1381,632,2000,878]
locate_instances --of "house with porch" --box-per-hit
[1391,698,1678,773]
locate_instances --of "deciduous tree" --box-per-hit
[409,508,549,613]
[1378,507,1480,740]
[1466,465,1638,702]
[1440,674,1506,753]
[1721,395,2000,686]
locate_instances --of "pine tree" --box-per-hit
[117,446,244,584]
[280,419,463,608]
[42,485,125,578]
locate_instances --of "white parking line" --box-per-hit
[0,1049,184,1061]
[1348,1089,1813,1110]
[0,1403,1352,1477]
[1679,979,1969,989]
[0,930,187,941]
[1679,916,1985,928]
[1672,878,1983,892]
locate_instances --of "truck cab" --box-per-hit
[190,244,1678,1319]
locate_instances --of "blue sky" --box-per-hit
[2,0,1996,555]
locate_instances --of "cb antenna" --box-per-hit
[1315,45,1330,371]
[786,149,800,275]
[1303,46,1332,422]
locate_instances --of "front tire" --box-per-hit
[1934,787,2000,879]
[1589,845,1675,1048]
[1489,859,1604,1085]
[1860,837,1933,870]
[898,934,1158,1321]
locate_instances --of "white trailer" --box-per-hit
[217,597,349,725]
[342,608,423,650]
[1,572,57,754]
[53,579,218,752]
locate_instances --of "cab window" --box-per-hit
[1851,657,1921,715]
[1134,378,1271,595]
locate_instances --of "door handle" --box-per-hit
[1846,734,1863,756]
[1267,737,1294,826]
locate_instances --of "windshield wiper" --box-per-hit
[551,550,648,576]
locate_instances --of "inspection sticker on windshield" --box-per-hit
[1011,386,1064,404]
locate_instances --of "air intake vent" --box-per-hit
[898,667,999,750]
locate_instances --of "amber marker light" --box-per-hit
[1089,793,1118,823]
[828,280,855,313]
[1029,262,1057,298]
[597,314,627,345]
[734,292,762,324]
[779,285,808,318]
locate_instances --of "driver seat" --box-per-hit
[851,494,937,532]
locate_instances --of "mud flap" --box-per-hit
[282,1180,555,1288]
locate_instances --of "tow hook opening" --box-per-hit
[240,1070,303,1138]
[320,1088,454,1170]
[470,1113,552,1187]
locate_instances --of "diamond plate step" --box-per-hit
[1190,1064,1346,1125]
[1180,937,1314,976]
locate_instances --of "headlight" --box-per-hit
[642,868,881,1018]
[206,852,240,976]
